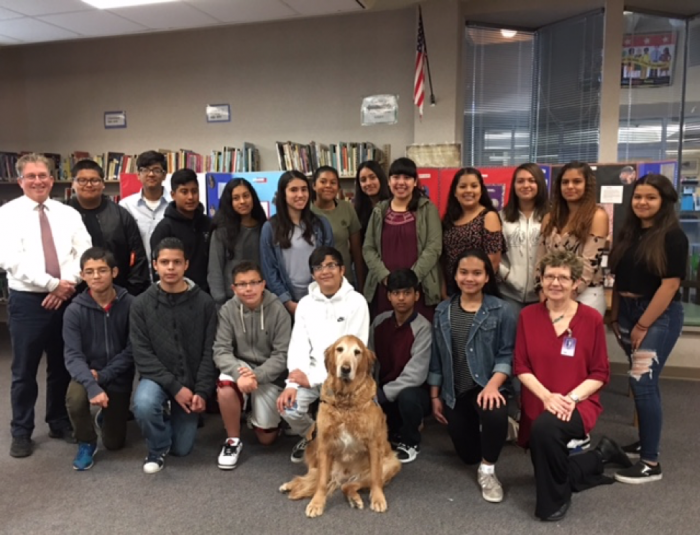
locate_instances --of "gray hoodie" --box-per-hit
[213,289,291,388]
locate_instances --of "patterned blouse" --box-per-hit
[442,210,506,289]
[537,229,606,293]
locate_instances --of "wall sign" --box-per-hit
[206,104,231,123]
[104,111,127,129]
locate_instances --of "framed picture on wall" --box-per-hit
[681,159,699,175]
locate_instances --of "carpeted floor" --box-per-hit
[0,326,698,535]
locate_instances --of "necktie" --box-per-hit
[38,204,61,279]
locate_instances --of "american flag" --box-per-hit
[414,8,427,118]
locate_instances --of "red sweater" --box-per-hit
[513,302,610,448]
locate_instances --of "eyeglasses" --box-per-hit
[83,268,111,278]
[75,178,103,186]
[138,167,166,176]
[21,174,51,181]
[233,280,263,289]
[312,262,340,273]
[543,274,573,283]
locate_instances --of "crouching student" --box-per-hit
[213,261,292,470]
[276,246,370,463]
[370,269,432,464]
[429,249,516,503]
[63,247,135,471]
[130,238,217,474]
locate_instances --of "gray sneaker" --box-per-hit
[477,467,504,503]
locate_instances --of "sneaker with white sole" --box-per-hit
[395,443,420,463]
[290,437,309,463]
[614,460,662,484]
[218,439,242,470]
[622,441,641,457]
[73,442,98,471]
[143,451,167,474]
[567,434,591,453]
[477,467,504,503]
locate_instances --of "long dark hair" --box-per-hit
[451,248,502,298]
[272,170,324,249]
[211,178,267,258]
[388,157,423,212]
[443,167,496,230]
[609,174,680,276]
[543,161,598,242]
[502,163,550,223]
[354,160,390,230]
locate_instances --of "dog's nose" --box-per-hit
[340,365,351,375]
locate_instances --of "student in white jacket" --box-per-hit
[498,163,549,313]
[276,246,370,462]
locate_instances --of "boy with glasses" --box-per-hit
[69,160,149,295]
[119,150,170,262]
[369,269,432,463]
[276,246,369,462]
[63,247,134,470]
[213,262,292,470]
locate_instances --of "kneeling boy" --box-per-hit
[370,269,432,463]
[63,247,135,470]
[213,262,292,470]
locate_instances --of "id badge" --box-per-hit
[561,337,576,357]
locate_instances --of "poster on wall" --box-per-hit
[621,33,676,87]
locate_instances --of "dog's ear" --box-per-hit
[324,341,337,375]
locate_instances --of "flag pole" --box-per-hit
[419,6,437,106]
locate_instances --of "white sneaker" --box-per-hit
[477,467,504,503]
[218,439,242,470]
[567,434,591,452]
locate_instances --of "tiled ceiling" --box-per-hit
[0,0,371,45]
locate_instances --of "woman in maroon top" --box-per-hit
[514,250,630,522]
[441,167,506,297]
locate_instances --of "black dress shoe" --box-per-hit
[49,427,77,444]
[595,436,632,468]
[542,499,571,522]
[10,436,34,458]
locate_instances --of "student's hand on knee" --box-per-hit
[90,392,109,408]
[288,370,310,389]
[477,387,505,410]
[238,375,257,394]
[277,388,297,413]
[190,394,206,413]
[432,397,448,425]
[175,386,194,413]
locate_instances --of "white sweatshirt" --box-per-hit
[286,277,370,389]
[498,210,542,304]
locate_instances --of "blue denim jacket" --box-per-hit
[260,217,334,304]
[428,294,516,409]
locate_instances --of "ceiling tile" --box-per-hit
[0,7,23,20]
[0,0,91,17]
[185,0,298,23]
[114,2,219,30]
[282,0,365,16]
[39,10,147,37]
[0,32,21,43]
[0,17,80,42]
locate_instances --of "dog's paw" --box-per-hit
[347,494,364,509]
[279,482,291,493]
[305,500,325,518]
[370,493,387,513]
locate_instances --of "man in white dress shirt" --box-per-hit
[0,153,92,458]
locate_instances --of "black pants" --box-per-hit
[443,387,508,464]
[8,291,71,438]
[382,386,431,447]
[529,410,611,519]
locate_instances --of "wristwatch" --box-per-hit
[569,393,581,404]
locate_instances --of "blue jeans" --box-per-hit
[133,379,199,457]
[618,297,683,462]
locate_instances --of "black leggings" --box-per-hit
[443,387,508,465]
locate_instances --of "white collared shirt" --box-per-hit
[0,196,93,292]
[119,189,170,260]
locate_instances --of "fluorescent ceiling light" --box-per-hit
[500,29,517,38]
[82,0,179,9]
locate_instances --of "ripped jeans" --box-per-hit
[618,297,683,462]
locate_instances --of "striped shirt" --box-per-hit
[450,299,476,394]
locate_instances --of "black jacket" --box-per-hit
[69,196,150,295]
[130,279,217,399]
[150,202,211,292]
[63,285,135,398]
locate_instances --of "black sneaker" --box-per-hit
[290,437,309,463]
[49,426,77,444]
[614,461,662,484]
[396,443,420,463]
[622,441,641,457]
[143,451,167,474]
[10,436,34,458]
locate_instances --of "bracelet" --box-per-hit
[636,322,649,331]
[430,396,439,400]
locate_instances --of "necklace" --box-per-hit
[551,313,565,324]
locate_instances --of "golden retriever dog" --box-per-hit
[279,335,401,518]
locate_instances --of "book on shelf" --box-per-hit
[275,141,385,178]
